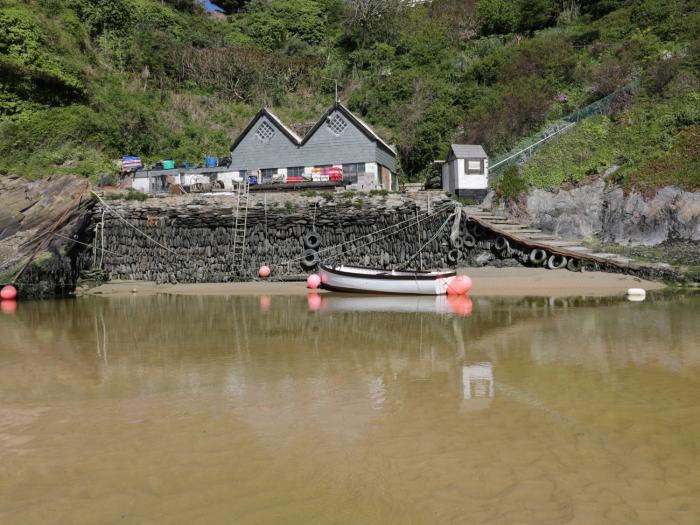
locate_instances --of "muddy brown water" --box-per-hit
[1,293,699,524]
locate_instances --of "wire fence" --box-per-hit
[488,80,639,182]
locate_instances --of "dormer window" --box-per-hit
[255,121,275,143]
[326,113,347,136]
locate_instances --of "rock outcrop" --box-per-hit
[0,175,94,298]
[488,179,700,246]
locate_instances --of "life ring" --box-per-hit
[547,254,568,270]
[451,236,464,249]
[303,231,322,250]
[300,249,319,268]
[529,249,547,265]
[447,248,462,264]
[463,233,476,248]
[566,258,582,272]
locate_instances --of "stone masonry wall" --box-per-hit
[95,193,461,283]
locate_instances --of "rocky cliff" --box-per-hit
[486,179,700,247]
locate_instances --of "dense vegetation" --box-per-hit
[0,0,698,196]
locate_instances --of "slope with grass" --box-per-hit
[0,0,698,197]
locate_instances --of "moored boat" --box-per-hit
[319,264,456,295]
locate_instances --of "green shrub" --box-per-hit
[494,165,527,201]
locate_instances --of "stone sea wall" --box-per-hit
[95,193,471,283]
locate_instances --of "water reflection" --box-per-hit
[1,293,699,524]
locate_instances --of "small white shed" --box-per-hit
[441,144,489,200]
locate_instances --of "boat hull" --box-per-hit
[319,265,455,295]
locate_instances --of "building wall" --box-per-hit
[229,115,301,171]
[457,158,488,190]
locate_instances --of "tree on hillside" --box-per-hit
[475,0,518,35]
[344,0,403,48]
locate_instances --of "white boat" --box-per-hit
[319,264,456,295]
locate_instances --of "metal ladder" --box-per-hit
[231,178,250,275]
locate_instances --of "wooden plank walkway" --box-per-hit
[461,205,671,277]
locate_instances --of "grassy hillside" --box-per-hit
[0,0,698,193]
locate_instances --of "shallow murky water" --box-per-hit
[1,292,699,524]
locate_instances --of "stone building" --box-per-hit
[228,102,397,191]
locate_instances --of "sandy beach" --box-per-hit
[82,267,665,298]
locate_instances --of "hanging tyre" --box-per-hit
[566,258,582,272]
[303,231,322,250]
[301,249,319,269]
[447,248,462,265]
[451,236,464,249]
[529,249,547,266]
[463,233,476,248]
[547,254,568,270]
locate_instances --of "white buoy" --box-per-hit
[626,288,646,301]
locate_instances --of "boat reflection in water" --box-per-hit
[305,293,473,316]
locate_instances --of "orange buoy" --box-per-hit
[307,274,321,289]
[1,285,17,301]
[258,265,271,278]
[1,300,17,315]
[447,275,472,295]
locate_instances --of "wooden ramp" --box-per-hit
[461,205,673,280]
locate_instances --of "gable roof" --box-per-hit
[231,102,396,157]
[230,108,302,152]
[449,144,487,159]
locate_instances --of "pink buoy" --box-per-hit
[1,300,17,315]
[1,285,17,301]
[448,295,473,317]
[307,274,321,289]
[258,265,271,278]
[258,295,271,313]
[307,292,322,311]
[447,275,472,295]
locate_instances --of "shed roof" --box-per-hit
[449,144,487,159]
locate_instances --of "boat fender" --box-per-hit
[300,249,319,269]
[463,233,476,248]
[627,288,646,301]
[303,231,322,250]
[547,254,568,270]
[494,236,509,252]
[566,258,582,272]
[446,248,462,264]
[529,249,548,266]
[451,236,464,249]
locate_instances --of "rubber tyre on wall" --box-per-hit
[301,249,319,269]
[547,254,568,270]
[303,231,322,250]
[451,236,464,249]
[566,258,582,272]
[463,233,476,248]
[494,236,509,252]
[529,249,548,266]
[447,248,462,265]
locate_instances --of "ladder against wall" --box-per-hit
[231,178,250,275]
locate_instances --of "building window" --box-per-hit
[287,166,304,177]
[342,163,365,183]
[255,121,275,143]
[260,168,277,182]
[326,113,348,136]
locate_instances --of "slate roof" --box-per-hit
[449,144,487,159]
[231,102,396,157]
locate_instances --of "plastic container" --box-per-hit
[205,156,218,168]
[162,160,175,170]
